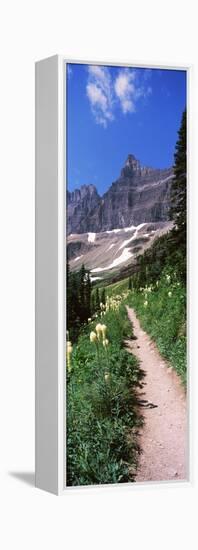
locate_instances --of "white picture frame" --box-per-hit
[35,55,65,494]
[35,55,191,495]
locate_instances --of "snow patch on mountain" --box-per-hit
[107,243,116,251]
[91,247,133,272]
[119,223,146,250]
[74,255,84,262]
[106,228,122,234]
[88,232,96,242]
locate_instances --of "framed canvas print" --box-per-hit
[35,56,190,494]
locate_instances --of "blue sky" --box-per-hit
[66,63,186,195]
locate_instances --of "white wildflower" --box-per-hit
[101,324,107,338]
[66,341,73,372]
[95,323,103,339]
[90,331,97,343]
[103,338,109,348]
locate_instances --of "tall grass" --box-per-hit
[67,304,144,486]
[126,268,187,384]
[105,278,129,297]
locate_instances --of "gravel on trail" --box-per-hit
[126,306,187,483]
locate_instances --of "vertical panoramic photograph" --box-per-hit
[66,63,187,487]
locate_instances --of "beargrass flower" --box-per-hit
[168,291,172,297]
[144,300,148,307]
[67,342,72,354]
[101,324,107,338]
[95,323,103,339]
[90,331,97,343]
[103,338,109,348]
[66,341,73,372]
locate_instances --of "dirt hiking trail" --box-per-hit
[126,306,187,482]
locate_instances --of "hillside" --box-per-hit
[68,221,173,283]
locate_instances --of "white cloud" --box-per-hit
[87,83,107,111]
[86,65,152,127]
[114,70,136,113]
[114,69,152,114]
[86,65,114,128]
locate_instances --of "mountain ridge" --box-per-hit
[67,154,173,234]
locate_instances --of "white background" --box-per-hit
[0,1,197,548]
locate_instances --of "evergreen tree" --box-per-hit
[67,262,92,338]
[67,260,71,324]
[101,287,106,305]
[95,287,100,312]
[169,109,187,278]
[84,269,92,320]
[67,271,81,340]
[91,290,96,315]
[79,264,86,322]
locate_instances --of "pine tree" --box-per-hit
[67,260,71,324]
[101,287,106,305]
[95,287,100,312]
[169,109,187,278]
[91,290,96,315]
[67,262,92,338]
[79,264,86,323]
[67,271,81,340]
[170,109,186,229]
[84,269,92,320]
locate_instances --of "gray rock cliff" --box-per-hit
[67,155,173,234]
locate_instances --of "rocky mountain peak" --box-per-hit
[67,183,99,205]
[67,155,173,234]
[121,154,141,177]
[79,184,99,199]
